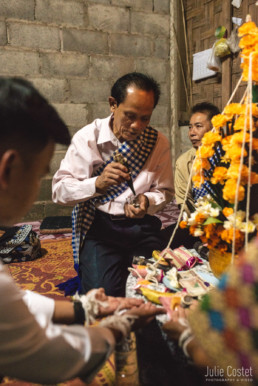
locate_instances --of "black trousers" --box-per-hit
[79,210,164,296]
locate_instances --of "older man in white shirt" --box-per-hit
[53,72,175,297]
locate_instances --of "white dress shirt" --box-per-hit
[52,116,175,224]
[0,262,115,384]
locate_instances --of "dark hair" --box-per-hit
[191,102,220,121]
[111,72,161,108]
[0,77,70,158]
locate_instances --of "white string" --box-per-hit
[222,74,243,112]
[231,56,252,263]
[166,74,244,249]
[73,289,109,326]
[166,155,196,248]
[245,52,255,249]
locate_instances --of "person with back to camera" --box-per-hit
[52,72,175,297]
[0,77,165,384]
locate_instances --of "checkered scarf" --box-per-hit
[71,127,158,266]
[192,145,223,201]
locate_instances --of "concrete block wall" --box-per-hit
[0,0,171,221]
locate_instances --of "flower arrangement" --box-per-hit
[180,18,258,255]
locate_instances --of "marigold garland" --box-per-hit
[180,18,258,254]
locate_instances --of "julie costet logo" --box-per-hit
[205,366,253,382]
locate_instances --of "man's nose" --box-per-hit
[131,119,144,130]
[189,127,197,136]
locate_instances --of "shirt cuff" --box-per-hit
[22,290,55,323]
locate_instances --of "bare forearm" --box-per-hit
[52,300,75,324]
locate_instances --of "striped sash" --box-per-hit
[72,127,158,266]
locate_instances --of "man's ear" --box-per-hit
[108,96,117,113]
[0,150,18,189]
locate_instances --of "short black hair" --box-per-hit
[191,102,220,121]
[111,72,161,108]
[0,77,70,158]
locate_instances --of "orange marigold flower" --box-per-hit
[211,166,228,185]
[216,225,225,236]
[199,145,215,159]
[192,174,206,188]
[249,103,258,117]
[234,116,253,132]
[204,223,216,239]
[218,243,229,254]
[200,235,208,244]
[250,172,258,184]
[221,229,245,252]
[225,145,247,162]
[195,213,207,224]
[211,114,228,128]
[238,21,257,36]
[179,221,188,229]
[223,103,245,117]
[222,207,234,218]
[189,225,197,235]
[239,34,258,49]
[222,135,233,152]
[231,132,250,145]
[193,157,211,172]
[223,179,245,204]
[207,233,221,248]
[201,131,222,146]
[227,163,249,182]
[252,138,258,150]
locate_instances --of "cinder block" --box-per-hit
[153,37,170,59]
[88,4,129,32]
[153,0,170,13]
[45,203,73,217]
[150,104,169,126]
[40,52,89,77]
[8,22,60,50]
[0,0,35,20]
[88,102,111,122]
[38,177,53,201]
[110,34,152,57]
[50,151,66,175]
[89,55,134,80]
[22,203,46,222]
[135,58,169,83]
[53,103,88,128]
[89,0,110,4]
[159,82,170,105]
[29,78,67,103]
[35,0,84,26]
[0,49,39,75]
[63,28,108,54]
[0,22,7,45]
[131,12,169,36]
[70,79,110,103]
[111,0,153,11]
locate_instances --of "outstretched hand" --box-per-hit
[90,288,144,317]
[161,301,198,341]
[125,302,166,330]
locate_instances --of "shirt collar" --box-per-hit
[97,115,121,145]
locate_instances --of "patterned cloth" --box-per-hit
[189,236,258,385]
[192,145,222,201]
[72,127,158,267]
